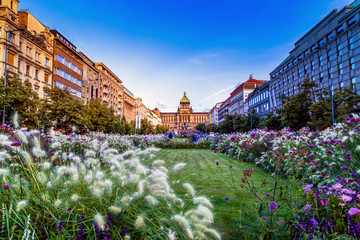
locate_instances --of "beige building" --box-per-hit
[18,10,53,97]
[0,4,53,98]
[78,52,99,105]
[123,86,135,122]
[95,62,123,116]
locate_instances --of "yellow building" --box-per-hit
[161,92,208,133]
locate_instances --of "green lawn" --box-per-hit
[149,149,278,240]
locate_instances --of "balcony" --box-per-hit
[102,89,109,95]
[103,81,109,87]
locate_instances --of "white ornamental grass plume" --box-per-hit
[16,200,27,211]
[153,160,165,166]
[104,148,118,155]
[134,216,145,229]
[121,195,131,205]
[50,142,61,149]
[206,229,221,239]
[95,171,104,180]
[85,150,96,157]
[14,130,28,144]
[103,179,113,190]
[94,213,105,230]
[20,151,33,166]
[0,134,12,146]
[186,227,194,239]
[168,230,176,240]
[155,178,170,192]
[194,223,207,231]
[91,139,99,151]
[54,199,62,208]
[136,164,147,175]
[138,180,145,195]
[99,141,109,152]
[129,174,140,183]
[146,147,160,153]
[12,112,19,129]
[0,168,9,177]
[197,205,214,222]
[32,147,46,158]
[193,197,213,208]
[92,187,103,198]
[85,173,93,183]
[37,172,47,184]
[183,183,195,197]
[0,151,11,161]
[173,163,187,171]
[70,194,79,202]
[145,195,158,206]
[79,164,86,175]
[172,215,190,229]
[108,206,122,214]
[158,166,168,173]
[110,159,121,169]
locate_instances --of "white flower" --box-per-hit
[42,162,51,170]
[92,187,103,198]
[145,195,158,206]
[37,172,47,184]
[94,213,105,230]
[16,200,27,211]
[173,163,187,171]
[134,216,145,229]
[172,215,189,228]
[153,160,165,166]
[206,229,221,239]
[50,142,61,149]
[186,228,194,239]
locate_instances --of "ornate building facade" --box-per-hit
[161,92,208,133]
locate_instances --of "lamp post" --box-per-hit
[3,28,24,125]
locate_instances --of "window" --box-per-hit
[77,80,82,87]
[337,25,344,34]
[45,58,49,66]
[350,57,355,69]
[304,50,309,57]
[349,37,354,50]
[298,54,303,61]
[57,54,64,64]
[64,72,71,80]
[288,62,291,68]
[56,81,64,89]
[65,60,70,68]
[319,39,325,46]
[7,52,15,66]
[319,55,324,66]
[338,45,342,56]
[311,45,317,52]
[10,1,13,10]
[56,68,64,77]
[348,16,356,26]
[320,72,324,81]
[71,76,76,83]
[293,59,297,65]
[76,91,82,98]
[8,32,14,43]
[44,74,49,83]
[327,33,334,41]
[311,60,316,70]
[340,82,344,88]
[25,65,30,76]
[339,63,343,75]
[312,76,316,82]
[352,77,357,84]
[328,50,333,61]
[35,69,39,79]
[71,64,76,71]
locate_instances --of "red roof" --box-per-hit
[230,78,267,97]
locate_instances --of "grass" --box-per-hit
[147,149,279,240]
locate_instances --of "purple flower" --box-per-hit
[263,217,267,220]
[304,204,312,211]
[229,165,233,169]
[224,196,230,201]
[269,201,277,212]
[341,165,348,170]
[266,193,270,197]
[214,148,220,153]
[326,150,334,155]
[341,194,352,203]
[47,152,55,156]
[11,142,21,146]
[345,153,352,158]
[324,163,329,167]
[2,184,9,190]
[310,218,318,226]
[308,144,314,148]
[340,145,346,149]
[308,153,315,158]
[349,208,360,215]
[216,161,219,166]
[224,146,230,151]
[351,173,357,178]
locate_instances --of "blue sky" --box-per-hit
[22,0,353,112]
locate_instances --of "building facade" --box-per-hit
[50,30,83,99]
[161,92,208,133]
[218,98,230,125]
[78,52,99,105]
[248,81,270,118]
[269,1,360,111]
[95,62,123,116]
[18,10,53,97]
[123,86,135,122]
[229,77,267,115]
[207,102,222,126]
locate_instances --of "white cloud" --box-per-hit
[156,101,167,109]
[188,52,219,64]
[199,84,236,103]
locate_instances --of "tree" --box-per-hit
[260,111,282,130]
[86,99,118,133]
[206,123,218,133]
[0,75,41,129]
[219,114,234,133]
[155,124,168,134]
[139,118,155,134]
[282,78,317,130]
[196,123,206,132]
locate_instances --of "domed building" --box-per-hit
[161,92,208,133]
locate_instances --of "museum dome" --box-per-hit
[180,91,190,103]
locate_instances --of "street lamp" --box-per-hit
[3,28,24,126]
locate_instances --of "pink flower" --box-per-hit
[338,203,345,208]
[349,208,360,215]
[341,194,352,203]
[331,183,342,191]
[304,204,312,211]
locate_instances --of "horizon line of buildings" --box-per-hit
[0,1,161,127]
[207,0,360,126]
